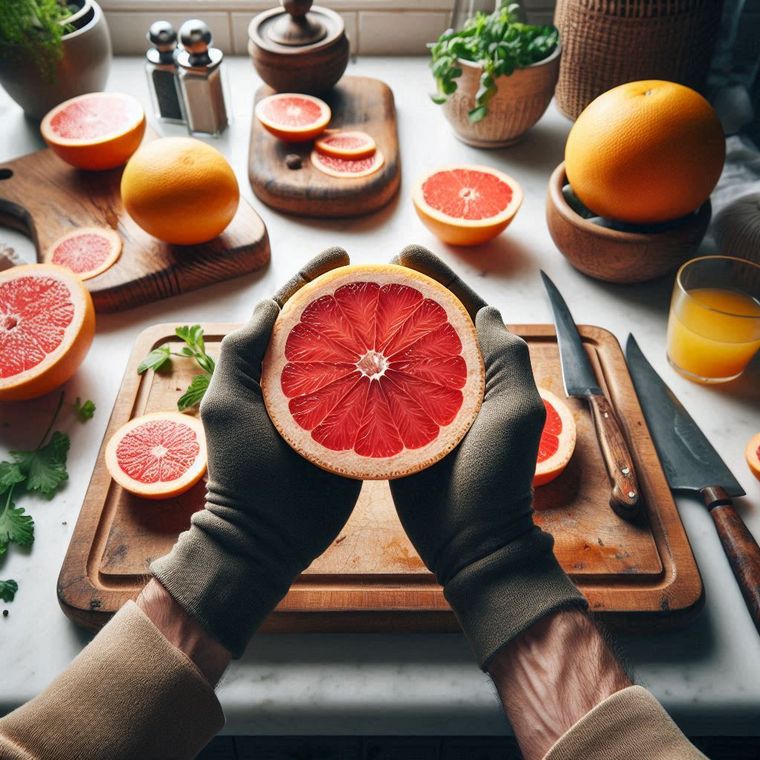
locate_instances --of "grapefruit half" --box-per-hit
[746,433,760,482]
[262,264,485,480]
[46,227,122,280]
[315,130,377,159]
[255,93,331,142]
[533,388,577,488]
[40,92,146,171]
[0,264,95,401]
[311,150,385,179]
[105,412,207,500]
[413,165,523,246]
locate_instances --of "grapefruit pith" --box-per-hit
[311,150,385,179]
[315,131,377,159]
[533,388,577,488]
[105,412,207,500]
[413,165,523,246]
[255,93,331,143]
[262,264,485,480]
[40,92,146,171]
[746,433,760,481]
[46,227,122,280]
[0,264,95,401]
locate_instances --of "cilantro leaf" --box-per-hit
[0,502,34,556]
[0,462,25,495]
[0,579,18,603]
[177,374,211,412]
[12,431,70,499]
[73,397,96,422]
[137,345,172,374]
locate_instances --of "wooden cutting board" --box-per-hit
[0,133,270,312]
[58,322,703,632]
[249,76,401,217]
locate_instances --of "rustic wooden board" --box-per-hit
[248,76,401,218]
[58,323,703,632]
[0,132,270,312]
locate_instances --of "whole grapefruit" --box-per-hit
[565,80,725,224]
[121,137,239,245]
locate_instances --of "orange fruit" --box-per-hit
[40,92,146,171]
[315,130,377,159]
[746,433,760,481]
[121,137,239,245]
[533,388,577,488]
[0,263,95,401]
[565,80,725,224]
[262,264,485,480]
[311,150,385,179]
[255,93,331,143]
[46,227,122,281]
[412,165,523,246]
[105,412,207,500]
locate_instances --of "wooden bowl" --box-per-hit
[546,162,711,284]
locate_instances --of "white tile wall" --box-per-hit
[359,11,450,55]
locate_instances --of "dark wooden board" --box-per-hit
[249,76,401,217]
[58,323,703,632]
[0,132,270,312]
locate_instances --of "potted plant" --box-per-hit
[0,0,111,120]
[430,1,560,148]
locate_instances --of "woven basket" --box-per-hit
[554,0,724,120]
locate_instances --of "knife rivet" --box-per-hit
[603,412,609,418]
[628,491,636,499]
[621,467,630,476]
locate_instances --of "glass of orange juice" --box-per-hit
[667,256,760,383]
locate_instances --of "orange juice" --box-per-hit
[667,287,760,382]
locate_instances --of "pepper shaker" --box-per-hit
[145,21,184,124]
[176,19,229,137]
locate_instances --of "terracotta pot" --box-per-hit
[0,0,111,120]
[441,45,561,148]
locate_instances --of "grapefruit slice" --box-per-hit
[40,92,146,171]
[413,165,523,246]
[46,227,122,280]
[746,433,760,481]
[533,388,577,488]
[0,263,95,401]
[262,264,485,480]
[315,130,377,159]
[311,150,385,179]
[105,412,207,500]
[255,93,331,143]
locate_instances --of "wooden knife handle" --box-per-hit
[703,486,760,635]
[588,394,641,522]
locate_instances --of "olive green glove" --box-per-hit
[389,245,587,669]
[151,249,362,657]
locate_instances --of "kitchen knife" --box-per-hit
[540,271,641,521]
[626,334,760,634]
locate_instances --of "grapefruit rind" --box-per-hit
[255,93,332,143]
[533,388,577,488]
[105,412,207,500]
[262,264,485,480]
[310,150,385,179]
[46,227,122,281]
[0,263,95,401]
[412,165,523,246]
[745,432,760,482]
[315,130,377,159]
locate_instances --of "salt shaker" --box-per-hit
[176,19,228,137]
[145,21,184,124]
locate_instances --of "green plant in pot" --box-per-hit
[0,0,112,120]
[430,1,560,148]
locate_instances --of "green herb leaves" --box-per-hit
[73,397,96,422]
[178,374,211,412]
[0,501,34,558]
[12,431,70,499]
[137,346,172,374]
[0,579,18,603]
[429,1,558,122]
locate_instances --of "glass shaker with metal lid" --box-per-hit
[145,21,184,124]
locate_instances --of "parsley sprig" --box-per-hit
[429,1,559,122]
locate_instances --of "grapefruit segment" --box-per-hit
[413,165,523,246]
[745,433,760,481]
[255,93,331,143]
[0,264,95,401]
[105,412,207,500]
[315,130,377,159]
[311,150,385,179]
[533,388,577,489]
[262,264,485,480]
[46,227,122,280]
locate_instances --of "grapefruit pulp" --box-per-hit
[413,166,523,246]
[311,150,385,179]
[40,92,146,171]
[533,388,577,488]
[46,227,122,280]
[746,433,760,481]
[255,93,331,142]
[315,131,377,159]
[262,264,485,480]
[0,264,95,401]
[105,412,207,499]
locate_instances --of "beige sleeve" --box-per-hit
[0,601,224,760]
[543,685,706,760]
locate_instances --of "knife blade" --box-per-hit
[540,271,641,521]
[626,334,760,634]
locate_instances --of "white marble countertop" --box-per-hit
[1,57,759,736]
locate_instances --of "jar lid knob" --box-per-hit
[268,0,327,46]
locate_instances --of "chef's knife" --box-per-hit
[540,272,641,521]
[626,334,760,633]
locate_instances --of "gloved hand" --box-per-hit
[389,245,587,669]
[151,249,363,657]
